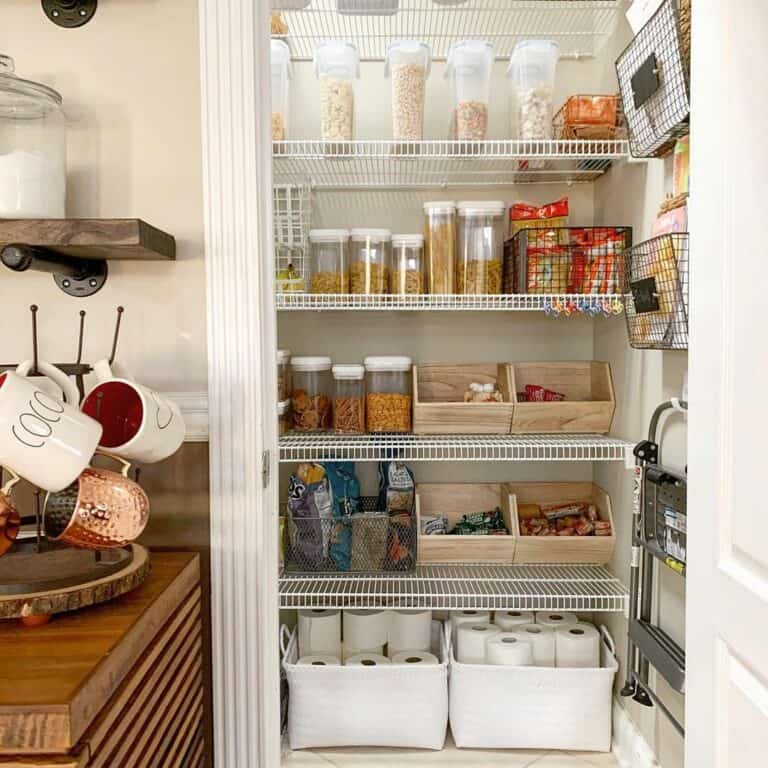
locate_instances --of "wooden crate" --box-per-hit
[508,361,615,434]
[413,363,515,434]
[506,482,616,565]
[415,483,516,564]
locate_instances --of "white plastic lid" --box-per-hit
[445,40,494,78]
[384,41,432,78]
[350,228,392,242]
[292,356,332,372]
[310,228,350,242]
[457,201,506,216]
[392,234,424,247]
[271,39,292,76]
[277,399,291,415]
[313,41,360,79]
[332,364,365,380]
[506,39,560,75]
[423,201,456,213]
[364,356,412,372]
[277,349,291,363]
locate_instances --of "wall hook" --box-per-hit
[30,305,39,376]
[108,306,125,365]
[76,310,86,365]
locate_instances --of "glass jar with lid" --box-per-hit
[314,41,360,141]
[423,201,456,294]
[310,229,349,293]
[364,356,412,433]
[332,364,366,434]
[0,55,65,218]
[391,234,424,295]
[277,348,291,401]
[291,356,332,431]
[456,201,506,295]
[350,229,392,295]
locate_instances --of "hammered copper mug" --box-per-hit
[0,468,21,557]
[43,452,149,549]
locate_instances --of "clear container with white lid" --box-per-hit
[310,228,349,293]
[385,41,431,141]
[507,40,559,140]
[445,41,494,141]
[271,39,292,140]
[314,41,360,141]
[332,364,366,434]
[391,234,424,295]
[278,399,291,436]
[278,348,291,401]
[364,356,412,433]
[456,201,506,295]
[349,228,392,295]
[291,356,332,431]
[423,201,456,294]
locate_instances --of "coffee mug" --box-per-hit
[43,452,150,549]
[0,360,103,492]
[81,359,185,464]
[0,468,21,557]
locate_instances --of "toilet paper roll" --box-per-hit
[343,609,390,651]
[342,644,384,662]
[512,624,556,667]
[555,622,601,668]
[345,652,392,667]
[391,650,439,666]
[297,654,341,667]
[298,609,342,658]
[450,610,491,636]
[486,632,534,666]
[494,610,535,631]
[535,611,578,628]
[456,623,501,664]
[388,609,432,656]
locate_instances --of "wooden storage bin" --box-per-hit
[413,363,515,435]
[508,361,615,434]
[415,483,516,564]
[507,482,615,564]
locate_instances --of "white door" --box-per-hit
[686,1,768,764]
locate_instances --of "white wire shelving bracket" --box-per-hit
[274,0,621,61]
[279,433,633,463]
[279,563,629,612]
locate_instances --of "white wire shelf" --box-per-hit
[279,433,632,463]
[275,0,621,61]
[279,563,629,612]
[272,139,629,188]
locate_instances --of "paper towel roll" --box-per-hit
[343,609,390,650]
[512,624,555,667]
[494,610,535,631]
[391,650,439,666]
[298,609,342,658]
[388,610,432,656]
[486,632,534,666]
[342,644,384,662]
[345,652,392,666]
[456,623,501,664]
[535,611,579,628]
[555,622,601,668]
[450,610,491,636]
[297,654,341,666]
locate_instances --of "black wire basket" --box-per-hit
[622,232,689,350]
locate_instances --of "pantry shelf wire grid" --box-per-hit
[273,183,312,286]
[278,563,629,611]
[279,433,633,463]
[274,0,621,61]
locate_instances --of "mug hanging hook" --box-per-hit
[76,310,86,364]
[108,306,124,366]
[30,305,39,376]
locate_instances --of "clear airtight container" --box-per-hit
[291,356,332,431]
[0,55,65,218]
[310,229,349,293]
[385,41,431,141]
[349,228,391,294]
[423,201,456,294]
[507,40,559,140]
[314,41,360,141]
[391,234,424,295]
[445,41,494,141]
[271,39,291,140]
[278,399,291,436]
[364,356,412,433]
[332,364,366,434]
[278,348,291,401]
[456,201,505,295]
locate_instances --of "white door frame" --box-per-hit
[198,0,280,765]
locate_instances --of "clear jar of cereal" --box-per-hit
[446,40,494,140]
[314,41,360,141]
[391,234,424,295]
[291,356,332,431]
[278,399,291,436]
[423,201,456,294]
[332,364,366,434]
[364,356,412,433]
[310,229,349,293]
[456,201,505,295]
[277,348,291,401]
[350,229,392,294]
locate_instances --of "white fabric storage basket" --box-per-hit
[448,624,618,751]
[282,620,448,750]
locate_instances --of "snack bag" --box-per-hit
[377,461,415,571]
[509,197,569,238]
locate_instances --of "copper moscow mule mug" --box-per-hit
[0,468,21,557]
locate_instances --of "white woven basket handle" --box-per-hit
[599,625,616,657]
[280,624,292,658]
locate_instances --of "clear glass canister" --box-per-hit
[423,201,456,294]
[364,356,412,433]
[314,41,360,141]
[291,356,332,431]
[456,201,505,295]
[278,399,291,436]
[271,39,291,140]
[445,41,494,141]
[391,234,424,295]
[332,364,366,434]
[278,348,291,401]
[507,40,559,140]
[310,229,349,293]
[350,228,391,294]
[0,55,65,218]
[385,40,431,141]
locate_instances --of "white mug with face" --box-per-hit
[0,360,103,492]
[81,359,185,464]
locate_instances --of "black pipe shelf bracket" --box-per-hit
[42,0,98,29]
